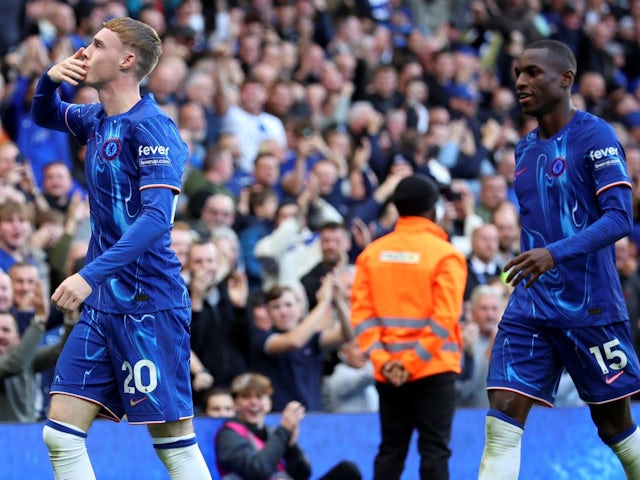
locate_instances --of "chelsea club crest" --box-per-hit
[550,157,566,177]
[102,138,122,161]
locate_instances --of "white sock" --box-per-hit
[607,425,640,479]
[478,411,524,480]
[42,420,96,480]
[153,434,212,480]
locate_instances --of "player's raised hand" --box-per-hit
[47,48,87,86]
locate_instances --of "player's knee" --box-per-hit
[43,421,87,453]
[43,424,62,452]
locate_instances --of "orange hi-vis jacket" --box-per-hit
[351,216,467,383]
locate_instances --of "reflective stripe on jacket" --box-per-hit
[350,216,467,382]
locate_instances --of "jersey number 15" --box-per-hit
[589,339,628,375]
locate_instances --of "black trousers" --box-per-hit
[374,372,457,480]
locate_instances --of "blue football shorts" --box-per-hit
[50,305,194,423]
[487,318,640,405]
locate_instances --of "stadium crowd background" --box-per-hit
[2,0,640,425]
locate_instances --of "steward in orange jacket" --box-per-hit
[351,214,467,382]
[350,173,467,480]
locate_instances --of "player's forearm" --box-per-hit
[80,200,170,288]
[547,187,632,264]
[31,70,69,131]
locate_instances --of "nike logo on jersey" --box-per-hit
[605,371,624,385]
[130,396,148,407]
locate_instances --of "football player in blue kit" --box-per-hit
[32,17,211,480]
[479,40,640,479]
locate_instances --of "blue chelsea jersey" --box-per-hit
[65,95,190,313]
[505,110,631,328]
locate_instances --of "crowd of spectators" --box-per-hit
[3,0,640,422]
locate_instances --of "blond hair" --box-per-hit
[103,17,162,80]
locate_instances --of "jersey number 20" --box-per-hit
[122,359,158,394]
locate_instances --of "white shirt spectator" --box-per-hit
[221,105,286,173]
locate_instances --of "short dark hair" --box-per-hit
[202,146,225,171]
[264,285,296,303]
[319,221,347,233]
[276,197,298,216]
[200,387,232,412]
[248,186,277,215]
[525,39,577,75]
[390,174,440,217]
